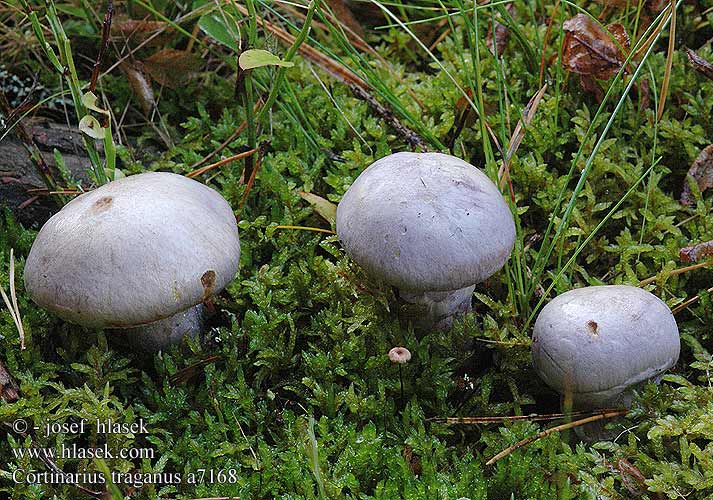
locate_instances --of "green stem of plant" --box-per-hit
[254,0,320,125]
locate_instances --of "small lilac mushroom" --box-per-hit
[23,172,241,351]
[532,285,680,409]
[336,152,515,329]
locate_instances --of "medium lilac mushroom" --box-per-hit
[23,172,241,351]
[532,285,680,409]
[336,152,515,329]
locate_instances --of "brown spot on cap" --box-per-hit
[586,320,599,337]
[91,196,113,214]
[201,270,216,301]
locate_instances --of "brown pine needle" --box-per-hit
[276,225,336,234]
[430,408,620,425]
[671,286,713,315]
[656,0,676,122]
[486,409,627,466]
[639,261,713,287]
[186,147,259,178]
[1,249,25,350]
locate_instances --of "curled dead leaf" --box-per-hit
[562,14,630,79]
[298,191,337,226]
[143,49,201,88]
[681,145,713,205]
[685,48,713,82]
[111,18,172,46]
[120,61,155,116]
[680,240,713,263]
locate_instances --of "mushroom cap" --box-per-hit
[532,285,680,407]
[24,172,240,329]
[336,152,515,292]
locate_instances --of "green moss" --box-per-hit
[2,1,713,499]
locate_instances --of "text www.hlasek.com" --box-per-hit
[13,442,155,460]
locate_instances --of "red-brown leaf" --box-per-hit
[685,48,713,82]
[680,240,713,263]
[111,18,172,46]
[143,49,201,88]
[562,14,630,79]
[681,145,713,205]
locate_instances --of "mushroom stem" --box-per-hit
[118,304,206,352]
[399,285,475,330]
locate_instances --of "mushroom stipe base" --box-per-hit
[399,285,476,330]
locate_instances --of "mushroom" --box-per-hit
[336,152,515,329]
[532,285,680,409]
[23,172,240,351]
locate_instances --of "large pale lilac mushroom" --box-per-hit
[532,285,680,409]
[23,172,240,351]
[336,152,515,329]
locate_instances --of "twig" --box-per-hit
[639,261,713,287]
[238,142,269,213]
[89,0,114,92]
[486,409,627,466]
[671,286,713,315]
[348,83,428,151]
[1,249,26,350]
[430,408,620,424]
[186,147,259,178]
[275,225,336,234]
[190,99,262,170]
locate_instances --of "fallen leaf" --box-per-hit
[239,49,294,70]
[681,145,713,205]
[298,191,337,226]
[685,48,713,82]
[486,4,514,55]
[143,49,201,88]
[120,61,155,116]
[325,0,364,39]
[111,18,171,46]
[680,240,713,263]
[562,14,630,79]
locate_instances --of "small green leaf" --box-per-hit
[239,49,294,70]
[197,13,239,51]
[78,115,105,139]
[81,91,110,117]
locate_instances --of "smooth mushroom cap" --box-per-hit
[336,152,515,292]
[532,285,680,407]
[24,172,240,328]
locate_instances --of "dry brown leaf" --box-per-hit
[680,240,713,263]
[325,0,364,38]
[486,4,514,56]
[298,191,337,226]
[120,61,155,116]
[681,145,713,205]
[111,18,172,46]
[685,48,713,82]
[562,14,630,79]
[143,49,201,88]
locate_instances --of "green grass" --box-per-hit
[2,0,713,498]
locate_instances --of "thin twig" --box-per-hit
[1,249,26,350]
[348,83,429,151]
[186,147,259,178]
[486,409,627,466]
[430,408,621,424]
[89,0,113,92]
[639,261,713,287]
